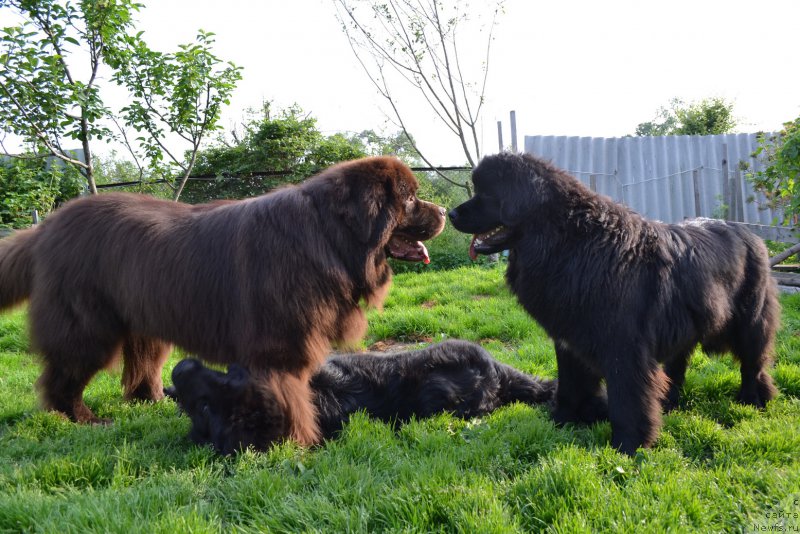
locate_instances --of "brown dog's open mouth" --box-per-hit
[470,225,512,260]
[387,234,430,263]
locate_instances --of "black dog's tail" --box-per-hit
[497,364,557,405]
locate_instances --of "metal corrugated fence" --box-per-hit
[523,133,783,227]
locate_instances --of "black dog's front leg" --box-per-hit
[551,343,608,426]
[662,350,691,412]
[605,353,669,455]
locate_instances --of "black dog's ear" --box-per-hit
[478,153,551,225]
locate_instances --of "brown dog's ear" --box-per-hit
[335,176,394,245]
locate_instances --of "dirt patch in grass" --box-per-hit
[367,338,432,353]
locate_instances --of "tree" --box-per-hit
[0,0,140,193]
[110,30,242,201]
[182,103,369,203]
[748,116,800,223]
[181,103,425,204]
[0,156,82,228]
[333,0,504,192]
[348,129,422,166]
[0,1,240,200]
[635,97,737,136]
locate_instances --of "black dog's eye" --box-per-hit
[201,403,210,415]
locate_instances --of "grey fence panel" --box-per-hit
[523,133,785,228]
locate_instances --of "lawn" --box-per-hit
[1,265,799,533]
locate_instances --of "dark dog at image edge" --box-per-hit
[165,340,557,455]
[0,156,446,445]
[448,152,779,455]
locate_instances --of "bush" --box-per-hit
[0,158,82,229]
[749,116,800,223]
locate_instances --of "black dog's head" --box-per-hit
[448,153,554,259]
[166,359,288,455]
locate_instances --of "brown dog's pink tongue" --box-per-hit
[387,236,430,263]
[418,241,430,264]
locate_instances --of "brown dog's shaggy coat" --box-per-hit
[449,152,779,455]
[0,157,445,445]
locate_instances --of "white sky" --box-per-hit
[4,0,800,165]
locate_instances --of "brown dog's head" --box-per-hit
[310,156,446,264]
[167,359,287,455]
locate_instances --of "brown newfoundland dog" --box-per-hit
[0,156,445,445]
[448,152,779,455]
[165,340,557,455]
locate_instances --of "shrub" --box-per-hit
[748,116,800,223]
[0,157,82,229]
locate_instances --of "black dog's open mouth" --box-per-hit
[470,225,512,260]
[387,233,430,263]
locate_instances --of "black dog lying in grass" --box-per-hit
[165,340,556,455]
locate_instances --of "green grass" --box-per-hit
[1,265,799,533]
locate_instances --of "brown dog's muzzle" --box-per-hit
[386,201,447,263]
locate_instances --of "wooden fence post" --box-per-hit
[721,143,730,220]
[497,121,503,152]
[733,169,745,222]
[692,169,702,217]
[510,110,518,152]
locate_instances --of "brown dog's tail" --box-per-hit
[0,227,37,311]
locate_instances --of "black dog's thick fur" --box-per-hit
[449,152,780,455]
[166,340,556,455]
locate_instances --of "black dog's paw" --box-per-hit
[577,394,609,424]
[736,371,778,409]
[552,394,609,426]
[163,386,178,400]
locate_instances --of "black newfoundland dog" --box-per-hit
[449,152,779,455]
[0,157,445,445]
[165,340,556,455]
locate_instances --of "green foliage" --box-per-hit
[635,97,737,136]
[0,268,799,531]
[0,0,143,191]
[182,104,419,203]
[110,30,242,200]
[0,1,239,199]
[91,151,173,198]
[748,117,800,223]
[0,157,82,228]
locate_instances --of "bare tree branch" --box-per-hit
[333,0,501,177]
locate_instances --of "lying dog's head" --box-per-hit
[448,153,555,259]
[167,359,287,455]
[312,156,446,264]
